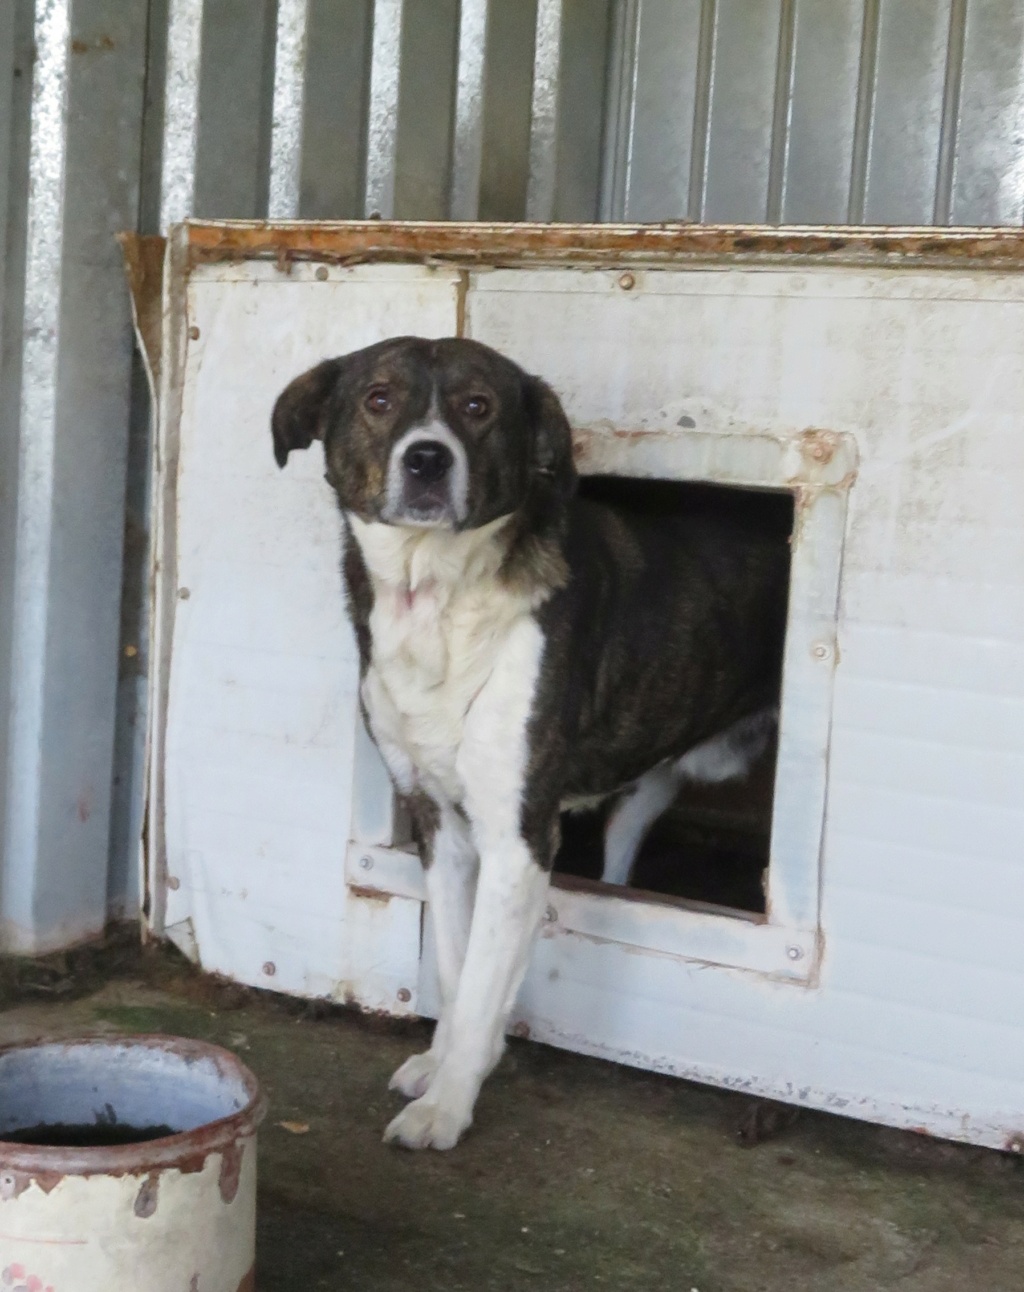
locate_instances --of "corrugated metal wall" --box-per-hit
[2,0,1024,952]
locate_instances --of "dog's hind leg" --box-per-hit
[601,762,683,886]
[390,803,477,1100]
[600,707,778,887]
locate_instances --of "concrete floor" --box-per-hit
[1,938,1022,1291]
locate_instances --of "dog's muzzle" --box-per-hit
[385,425,469,527]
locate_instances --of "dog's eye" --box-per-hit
[365,386,391,413]
[464,395,490,419]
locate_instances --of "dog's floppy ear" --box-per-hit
[271,358,343,468]
[524,376,577,504]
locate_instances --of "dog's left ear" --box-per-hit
[524,376,577,504]
[271,358,343,468]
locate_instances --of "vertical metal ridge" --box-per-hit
[687,0,717,222]
[450,0,490,220]
[2,0,71,925]
[766,0,798,224]
[160,0,204,228]
[365,0,404,218]
[526,0,564,221]
[268,0,309,219]
[934,0,967,226]
[848,0,880,223]
[599,0,641,223]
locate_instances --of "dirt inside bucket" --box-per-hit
[1,1122,178,1147]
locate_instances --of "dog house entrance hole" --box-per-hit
[552,476,795,917]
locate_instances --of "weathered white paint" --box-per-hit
[151,239,1024,1150]
[159,260,460,1002]
[0,1149,257,1289]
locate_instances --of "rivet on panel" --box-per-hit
[177,587,191,600]
[315,266,329,281]
[187,325,200,341]
[397,987,412,1003]
[617,272,636,291]
[544,905,557,924]
[811,642,831,661]
[359,855,374,871]
[167,876,180,891]
[263,961,277,977]
[512,1021,530,1039]
[786,945,803,961]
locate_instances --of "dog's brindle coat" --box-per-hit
[273,336,788,1149]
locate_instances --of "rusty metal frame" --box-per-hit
[183,218,1024,271]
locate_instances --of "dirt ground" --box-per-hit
[1,934,1022,1291]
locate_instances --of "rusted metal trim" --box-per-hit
[117,233,167,390]
[184,219,1024,271]
[0,1035,266,1181]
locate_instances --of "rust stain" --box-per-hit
[348,884,392,904]
[218,1140,243,1204]
[72,35,115,53]
[185,220,1024,272]
[76,792,91,823]
[117,232,166,387]
[799,427,840,466]
[133,1171,159,1218]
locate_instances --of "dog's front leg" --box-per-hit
[383,616,552,1150]
[390,804,477,1100]
[383,832,550,1149]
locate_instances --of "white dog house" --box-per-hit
[135,221,1024,1152]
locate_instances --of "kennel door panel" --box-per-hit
[161,263,460,997]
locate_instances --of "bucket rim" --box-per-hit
[0,1033,267,1179]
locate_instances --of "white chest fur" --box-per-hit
[348,514,534,805]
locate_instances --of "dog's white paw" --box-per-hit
[383,1093,471,1151]
[388,1051,439,1100]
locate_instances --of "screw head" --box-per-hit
[617,271,636,291]
[177,587,191,601]
[812,641,831,661]
[263,961,277,976]
[167,876,180,891]
[315,265,329,281]
[359,855,373,871]
[786,945,803,961]
[544,905,558,924]
[187,325,200,341]
[397,987,412,1003]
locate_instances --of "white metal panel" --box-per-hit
[157,246,1024,1148]
[160,261,460,999]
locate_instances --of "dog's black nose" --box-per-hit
[403,440,453,483]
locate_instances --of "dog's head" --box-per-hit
[271,336,575,529]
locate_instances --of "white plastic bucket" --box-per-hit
[0,1035,266,1290]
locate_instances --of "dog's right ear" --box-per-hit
[271,358,343,468]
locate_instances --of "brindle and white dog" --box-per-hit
[272,336,788,1150]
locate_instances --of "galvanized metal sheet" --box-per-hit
[951,0,1024,225]
[392,0,459,220]
[299,0,373,219]
[268,0,309,219]
[610,0,702,222]
[863,0,953,224]
[781,0,863,224]
[702,0,785,222]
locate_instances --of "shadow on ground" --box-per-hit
[1,934,1021,1291]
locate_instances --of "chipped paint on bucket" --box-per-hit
[0,1037,265,1290]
